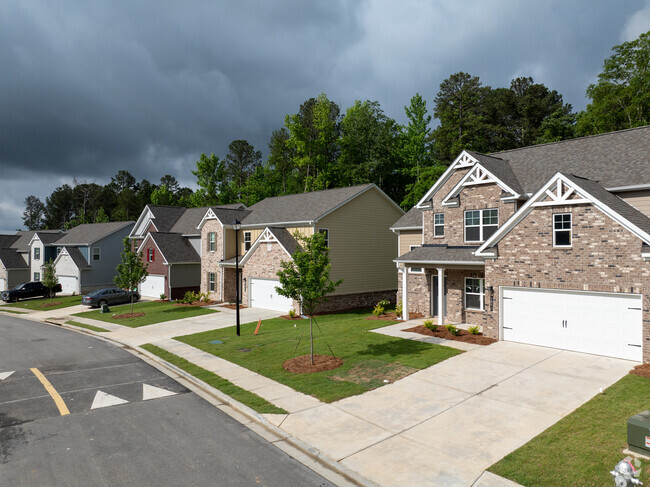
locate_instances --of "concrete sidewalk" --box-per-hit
[30,308,636,486]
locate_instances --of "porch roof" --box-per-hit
[394,244,484,266]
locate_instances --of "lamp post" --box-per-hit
[233,219,241,336]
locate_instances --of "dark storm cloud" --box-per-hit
[0,0,648,232]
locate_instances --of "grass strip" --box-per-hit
[489,373,650,486]
[141,343,287,415]
[74,301,217,328]
[65,320,110,332]
[0,309,28,314]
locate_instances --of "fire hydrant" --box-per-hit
[611,459,643,486]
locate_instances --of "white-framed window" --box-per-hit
[409,245,424,273]
[34,272,40,281]
[553,213,572,247]
[92,247,101,261]
[464,277,485,310]
[244,232,252,251]
[34,247,40,260]
[208,232,216,252]
[208,272,216,292]
[434,213,445,237]
[148,248,155,262]
[56,247,62,255]
[318,228,329,247]
[465,208,498,242]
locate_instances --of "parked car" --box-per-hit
[1,281,63,303]
[81,288,140,308]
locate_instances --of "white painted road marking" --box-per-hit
[0,371,15,380]
[143,384,177,401]
[91,391,129,410]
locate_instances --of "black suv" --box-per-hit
[1,281,63,303]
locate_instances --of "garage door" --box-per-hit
[250,278,293,312]
[502,287,642,361]
[140,275,166,298]
[59,276,78,295]
[0,278,5,292]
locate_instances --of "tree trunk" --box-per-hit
[309,314,314,365]
[131,294,134,315]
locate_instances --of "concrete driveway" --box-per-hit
[278,341,635,486]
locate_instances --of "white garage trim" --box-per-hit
[59,276,79,295]
[140,275,166,298]
[0,278,6,292]
[500,286,643,361]
[250,278,293,313]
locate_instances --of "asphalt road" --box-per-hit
[0,314,335,486]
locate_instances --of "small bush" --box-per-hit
[199,292,210,302]
[182,291,199,304]
[372,304,385,316]
[377,299,390,308]
[468,325,481,335]
[395,301,402,317]
[445,324,460,336]
[423,319,437,331]
[159,294,167,301]
[288,309,297,318]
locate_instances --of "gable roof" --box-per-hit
[53,221,134,246]
[465,151,524,196]
[391,207,423,230]
[56,246,92,270]
[0,234,20,249]
[394,244,484,266]
[146,205,187,232]
[11,230,63,252]
[168,207,210,235]
[0,248,28,269]
[197,207,252,230]
[238,227,300,266]
[146,232,200,264]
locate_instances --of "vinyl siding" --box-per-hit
[169,264,201,287]
[318,187,402,295]
[399,230,423,256]
[619,190,650,218]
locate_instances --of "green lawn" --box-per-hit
[142,344,286,415]
[74,301,218,328]
[65,320,110,332]
[489,374,650,486]
[4,294,82,311]
[175,309,461,403]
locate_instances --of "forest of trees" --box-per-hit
[22,31,649,230]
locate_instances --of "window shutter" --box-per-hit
[152,249,155,261]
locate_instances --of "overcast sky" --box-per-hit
[1,0,649,233]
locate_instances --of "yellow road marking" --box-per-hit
[30,368,70,416]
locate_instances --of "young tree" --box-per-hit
[275,232,342,365]
[42,259,59,298]
[114,237,148,314]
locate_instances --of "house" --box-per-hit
[0,230,62,291]
[198,183,404,313]
[130,204,246,299]
[393,125,650,362]
[47,221,135,294]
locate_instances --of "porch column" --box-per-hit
[402,265,409,321]
[437,268,444,326]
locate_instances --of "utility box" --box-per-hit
[628,410,650,456]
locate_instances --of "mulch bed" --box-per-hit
[366,312,424,321]
[404,324,497,345]
[630,363,650,378]
[173,300,217,307]
[112,312,146,319]
[40,301,63,308]
[221,303,247,310]
[283,354,343,373]
[279,314,305,320]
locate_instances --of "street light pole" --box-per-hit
[233,219,241,336]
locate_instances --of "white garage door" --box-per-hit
[502,287,642,361]
[59,276,78,295]
[0,278,5,292]
[250,278,293,312]
[140,275,166,298]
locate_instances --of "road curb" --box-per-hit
[42,317,379,487]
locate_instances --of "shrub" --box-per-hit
[372,304,385,316]
[377,299,390,308]
[468,325,481,335]
[182,291,199,304]
[288,309,297,318]
[159,294,167,301]
[199,291,210,302]
[445,324,460,336]
[423,319,437,331]
[395,301,402,317]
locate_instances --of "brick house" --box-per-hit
[393,126,650,362]
[198,184,404,313]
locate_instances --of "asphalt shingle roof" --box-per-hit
[241,184,376,226]
[11,230,62,252]
[54,221,134,245]
[0,234,20,248]
[395,245,483,264]
[147,206,187,232]
[267,227,300,256]
[0,248,28,269]
[207,207,252,227]
[465,150,525,195]
[150,233,200,264]
[169,207,210,235]
[391,207,423,229]
[64,247,91,270]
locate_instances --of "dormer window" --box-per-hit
[465,209,498,242]
[553,213,572,247]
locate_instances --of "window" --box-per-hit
[553,213,572,247]
[148,248,155,262]
[208,232,216,252]
[318,228,329,247]
[409,245,423,273]
[465,209,498,242]
[244,232,252,251]
[465,277,485,310]
[208,272,216,292]
[92,247,101,261]
[34,247,40,260]
[434,213,445,237]
[34,272,40,281]
[56,247,62,255]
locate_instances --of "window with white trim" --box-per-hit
[56,247,62,255]
[318,228,329,247]
[244,231,252,251]
[433,213,444,237]
[34,247,40,260]
[409,245,423,273]
[208,232,216,252]
[148,248,155,262]
[208,272,216,292]
[465,209,498,242]
[553,213,572,247]
[34,272,40,281]
[464,277,484,310]
[92,247,101,261]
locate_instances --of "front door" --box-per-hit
[431,274,447,317]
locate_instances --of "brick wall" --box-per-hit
[140,239,169,297]
[200,219,223,301]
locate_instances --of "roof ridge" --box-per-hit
[249,183,374,203]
